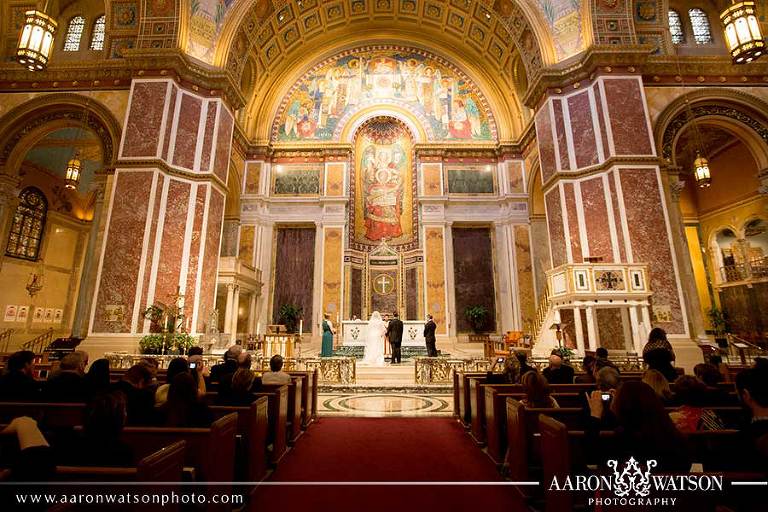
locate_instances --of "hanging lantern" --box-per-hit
[693,152,711,188]
[16,9,57,71]
[721,1,766,64]
[65,153,81,189]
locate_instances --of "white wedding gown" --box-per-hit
[361,311,386,366]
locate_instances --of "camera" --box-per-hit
[189,362,197,369]
[601,392,611,401]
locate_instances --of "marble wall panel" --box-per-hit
[424,227,447,335]
[545,188,567,267]
[350,267,363,320]
[199,102,218,172]
[593,83,611,158]
[597,308,626,349]
[535,106,557,183]
[558,308,577,349]
[567,91,599,168]
[514,225,535,330]
[580,176,613,262]
[272,227,316,327]
[220,220,239,257]
[325,163,345,196]
[172,94,202,170]
[244,162,261,194]
[406,267,419,320]
[530,218,551,298]
[93,171,153,333]
[603,79,653,156]
[197,188,223,332]
[507,161,524,193]
[122,82,167,158]
[160,85,177,159]
[138,175,164,323]
[563,182,582,263]
[421,163,442,195]
[154,179,191,307]
[619,168,684,334]
[608,171,627,262]
[213,107,234,183]
[239,225,255,266]
[452,227,496,333]
[552,99,571,170]
[321,227,343,319]
[183,184,207,323]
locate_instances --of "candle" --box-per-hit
[256,322,261,336]
[299,319,303,337]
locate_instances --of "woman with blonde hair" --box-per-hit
[521,370,559,408]
[642,369,674,405]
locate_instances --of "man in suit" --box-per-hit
[386,311,404,364]
[424,314,437,357]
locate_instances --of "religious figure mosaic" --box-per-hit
[351,118,416,251]
[275,47,494,142]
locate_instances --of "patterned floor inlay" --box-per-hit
[318,393,453,417]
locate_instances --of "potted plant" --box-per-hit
[465,305,489,333]
[139,334,164,354]
[142,304,166,333]
[172,332,196,354]
[278,303,303,333]
[707,306,729,347]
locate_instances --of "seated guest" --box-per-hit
[58,391,133,467]
[113,364,156,425]
[502,355,520,384]
[209,345,242,383]
[575,355,597,384]
[642,369,675,405]
[520,370,559,408]
[0,350,40,401]
[138,357,159,383]
[669,375,724,432]
[187,353,207,397]
[219,369,257,406]
[542,351,574,384]
[187,346,204,357]
[160,372,213,428]
[693,363,732,405]
[515,351,536,376]
[595,347,609,361]
[582,366,622,429]
[155,357,190,407]
[262,355,292,385]
[44,352,87,402]
[586,380,690,471]
[643,328,678,382]
[84,358,111,400]
[735,363,768,472]
[708,355,730,383]
[238,352,253,370]
[0,416,55,482]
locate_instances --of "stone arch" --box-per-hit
[0,93,122,177]
[654,89,768,170]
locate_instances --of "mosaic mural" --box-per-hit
[352,119,416,250]
[275,48,494,142]
[446,167,495,194]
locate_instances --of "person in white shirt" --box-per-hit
[261,355,292,385]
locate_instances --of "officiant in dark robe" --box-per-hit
[386,311,404,364]
[424,315,437,357]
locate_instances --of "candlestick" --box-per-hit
[299,319,303,337]
[256,322,261,336]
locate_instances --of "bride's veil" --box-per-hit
[370,311,382,322]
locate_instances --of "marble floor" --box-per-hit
[317,391,453,417]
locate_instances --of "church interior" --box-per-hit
[0,0,767,510]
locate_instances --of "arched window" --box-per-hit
[689,8,713,44]
[668,10,685,44]
[89,15,106,51]
[6,187,48,261]
[63,15,85,52]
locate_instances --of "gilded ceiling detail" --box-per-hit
[271,46,497,143]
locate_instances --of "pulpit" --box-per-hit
[263,334,300,358]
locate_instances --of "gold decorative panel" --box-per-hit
[421,163,443,196]
[322,227,344,319]
[325,162,345,196]
[424,226,447,335]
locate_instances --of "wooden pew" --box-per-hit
[120,413,237,512]
[0,402,85,429]
[262,379,302,445]
[210,397,270,482]
[54,441,186,512]
[288,371,314,429]
[456,371,486,428]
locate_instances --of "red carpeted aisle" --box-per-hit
[251,417,520,512]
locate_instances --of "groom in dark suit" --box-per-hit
[386,311,404,364]
[424,314,437,357]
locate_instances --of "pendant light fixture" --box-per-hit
[16,1,57,71]
[720,1,765,64]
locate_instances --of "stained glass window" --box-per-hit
[6,188,47,261]
[89,15,105,51]
[63,16,85,52]
[668,10,685,44]
[689,8,713,44]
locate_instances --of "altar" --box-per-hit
[341,320,426,347]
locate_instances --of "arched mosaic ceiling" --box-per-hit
[271,46,497,143]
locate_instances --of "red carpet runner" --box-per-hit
[252,417,519,512]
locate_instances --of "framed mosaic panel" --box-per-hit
[271,165,322,196]
[111,1,138,29]
[445,166,495,194]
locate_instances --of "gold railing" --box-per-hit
[724,333,768,365]
[21,328,54,354]
[0,329,13,352]
[719,256,768,284]
[531,284,551,343]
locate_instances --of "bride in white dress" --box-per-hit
[360,311,386,366]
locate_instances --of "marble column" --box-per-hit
[230,285,240,338]
[223,283,235,336]
[86,78,233,352]
[535,74,692,353]
[423,224,449,336]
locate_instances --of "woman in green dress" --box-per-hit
[321,313,335,357]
